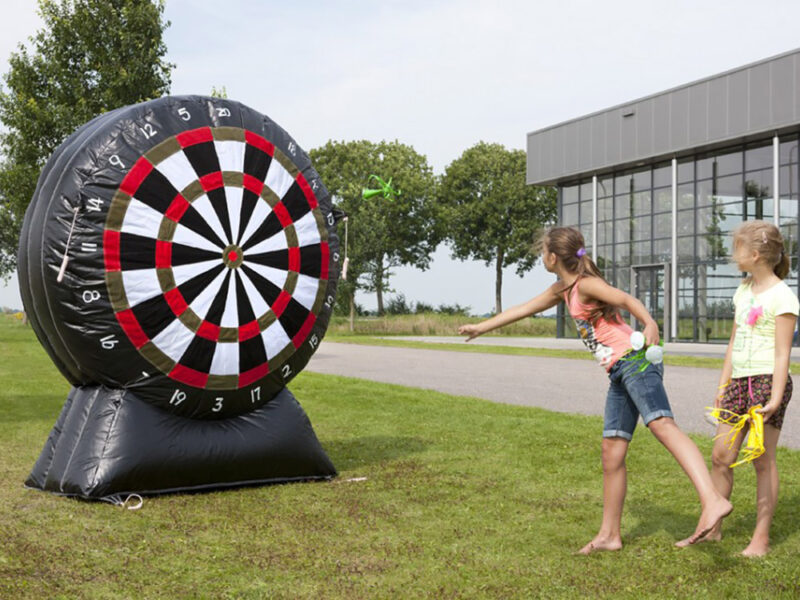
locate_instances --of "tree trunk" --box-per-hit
[349,292,355,333]
[495,247,504,314]
[376,254,385,315]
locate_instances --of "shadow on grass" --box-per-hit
[625,490,800,555]
[322,435,428,470]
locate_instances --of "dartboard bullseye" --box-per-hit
[20,96,340,419]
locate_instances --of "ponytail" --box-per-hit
[775,248,790,279]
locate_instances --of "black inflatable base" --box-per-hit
[26,386,337,500]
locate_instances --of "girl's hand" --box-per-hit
[756,401,781,422]
[458,323,483,342]
[643,321,660,347]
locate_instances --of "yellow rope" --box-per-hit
[706,405,765,468]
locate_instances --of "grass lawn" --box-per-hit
[2,317,800,598]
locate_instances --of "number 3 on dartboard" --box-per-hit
[212,397,223,412]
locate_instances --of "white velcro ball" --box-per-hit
[630,331,645,351]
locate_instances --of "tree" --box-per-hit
[439,142,557,313]
[310,140,439,317]
[0,0,172,278]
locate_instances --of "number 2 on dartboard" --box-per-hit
[281,364,292,379]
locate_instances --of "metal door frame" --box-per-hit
[630,262,671,342]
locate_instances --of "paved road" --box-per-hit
[387,335,800,360]
[307,342,800,450]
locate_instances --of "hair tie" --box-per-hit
[576,247,586,258]
[762,231,768,244]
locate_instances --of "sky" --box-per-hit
[3,0,800,313]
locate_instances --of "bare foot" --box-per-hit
[741,540,769,557]
[675,529,722,548]
[681,497,733,546]
[578,536,623,555]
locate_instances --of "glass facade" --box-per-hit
[557,135,800,343]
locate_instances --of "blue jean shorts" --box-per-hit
[604,356,674,440]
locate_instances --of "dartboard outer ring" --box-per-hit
[18,96,340,419]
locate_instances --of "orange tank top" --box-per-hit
[563,278,633,371]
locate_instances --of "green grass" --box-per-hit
[2,317,800,598]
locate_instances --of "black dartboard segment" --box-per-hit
[18,96,340,419]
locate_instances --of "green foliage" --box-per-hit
[309,140,439,314]
[0,0,173,278]
[210,85,228,98]
[439,142,557,311]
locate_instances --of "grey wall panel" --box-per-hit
[728,70,749,134]
[670,88,689,149]
[688,82,708,145]
[578,117,592,171]
[653,94,671,154]
[606,110,621,165]
[708,76,728,140]
[749,64,771,130]
[636,99,654,157]
[620,109,637,162]
[771,55,794,124]
[552,126,565,179]
[591,114,605,166]
[526,49,800,185]
[564,121,579,174]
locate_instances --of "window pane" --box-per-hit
[745,197,774,221]
[678,160,694,183]
[744,169,772,202]
[562,202,579,226]
[596,245,612,270]
[677,236,694,262]
[653,187,672,212]
[632,215,651,240]
[615,218,631,243]
[631,240,651,265]
[598,196,613,221]
[633,169,651,191]
[780,164,798,195]
[677,209,694,236]
[678,184,694,210]
[579,198,593,224]
[745,143,773,171]
[579,181,593,201]
[716,174,743,201]
[598,220,612,246]
[696,155,714,180]
[598,176,613,198]
[563,185,578,204]
[653,163,672,188]
[677,263,696,340]
[633,191,651,216]
[615,242,631,267]
[715,149,743,176]
[580,222,593,248]
[780,136,798,165]
[697,179,713,207]
[654,238,671,262]
[614,193,631,220]
[654,213,671,238]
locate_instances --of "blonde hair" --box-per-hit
[541,226,622,324]
[733,220,789,280]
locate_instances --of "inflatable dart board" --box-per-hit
[19,96,340,501]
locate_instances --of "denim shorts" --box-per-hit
[604,355,674,440]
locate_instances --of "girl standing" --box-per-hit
[458,226,732,554]
[700,220,798,556]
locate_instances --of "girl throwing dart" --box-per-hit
[458,226,732,554]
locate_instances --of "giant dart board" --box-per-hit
[19,96,340,419]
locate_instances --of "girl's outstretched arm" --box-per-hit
[458,282,563,341]
[757,313,794,420]
[577,276,660,345]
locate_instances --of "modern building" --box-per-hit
[526,48,800,343]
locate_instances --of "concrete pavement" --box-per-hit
[307,341,800,450]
